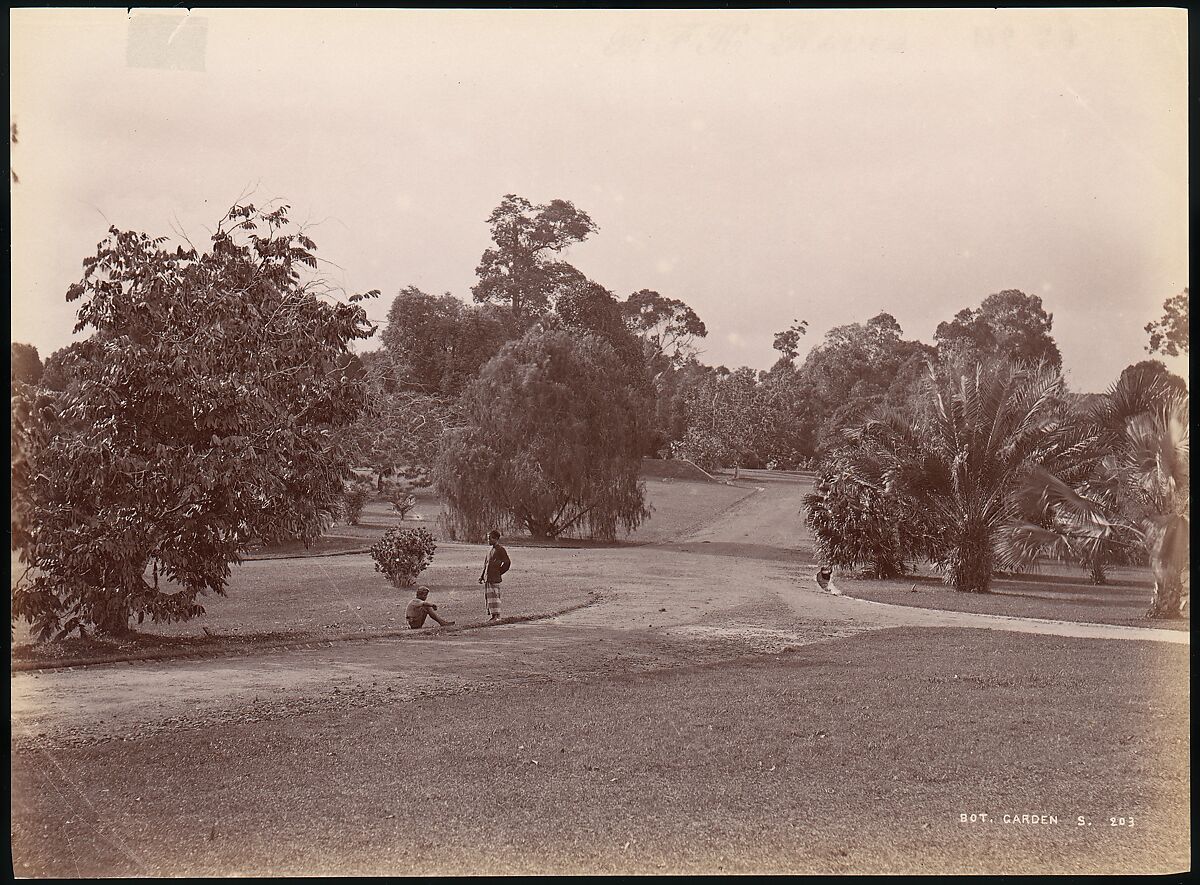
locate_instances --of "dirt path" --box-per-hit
[9,471,1185,748]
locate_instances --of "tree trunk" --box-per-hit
[1088,555,1107,586]
[95,607,133,637]
[951,520,993,593]
[524,516,558,541]
[1147,575,1186,619]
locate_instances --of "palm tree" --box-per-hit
[843,360,1066,593]
[1002,387,1189,619]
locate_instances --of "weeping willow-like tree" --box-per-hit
[434,322,651,541]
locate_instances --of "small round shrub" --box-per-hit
[341,486,371,525]
[369,526,437,587]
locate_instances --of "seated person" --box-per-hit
[405,586,454,629]
[815,566,843,596]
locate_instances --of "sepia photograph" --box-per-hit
[9,7,1189,876]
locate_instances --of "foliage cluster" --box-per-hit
[1144,288,1189,357]
[11,204,376,638]
[805,356,1189,617]
[435,325,651,541]
[369,526,437,587]
[340,483,372,526]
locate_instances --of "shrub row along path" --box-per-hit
[11,471,1185,746]
[10,472,1189,875]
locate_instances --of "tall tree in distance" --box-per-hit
[623,289,709,370]
[935,289,1061,369]
[797,312,934,453]
[337,349,460,488]
[1144,287,1189,357]
[556,274,647,385]
[11,203,377,639]
[472,194,598,321]
[671,366,767,476]
[771,318,809,364]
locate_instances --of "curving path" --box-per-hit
[9,470,1185,747]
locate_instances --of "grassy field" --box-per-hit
[842,566,1189,631]
[11,476,744,660]
[10,627,1189,876]
[12,550,593,667]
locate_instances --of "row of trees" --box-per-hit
[10,189,1189,635]
[344,194,1084,486]
[803,359,1189,617]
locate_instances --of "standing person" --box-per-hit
[815,565,843,596]
[479,529,511,621]
[405,586,454,629]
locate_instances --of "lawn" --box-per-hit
[841,564,1189,631]
[11,550,594,668]
[10,627,1189,876]
[12,475,751,664]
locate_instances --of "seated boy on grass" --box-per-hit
[405,586,454,629]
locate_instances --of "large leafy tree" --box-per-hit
[796,312,934,453]
[1002,369,1190,617]
[1144,287,1189,357]
[338,350,460,487]
[435,322,651,541]
[670,366,768,474]
[11,204,377,638]
[555,274,647,384]
[381,286,514,396]
[935,289,1062,369]
[753,360,820,468]
[472,194,598,321]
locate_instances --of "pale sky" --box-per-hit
[9,8,1189,391]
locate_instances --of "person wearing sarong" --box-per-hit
[405,586,454,629]
[478,530,511,621]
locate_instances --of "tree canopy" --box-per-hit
[435,323,650,541]
[382,285,513,395]
[771,319,809,363]
[1144,287,1189,357]
[623,288,709,370]
[795,312,934,453]
[935,289,1061,369]
[10,342,42,391]
[472,194,598,320]
[11,204,377,638]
